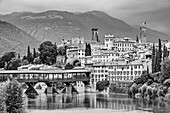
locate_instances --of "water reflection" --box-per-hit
[24,90,170,113]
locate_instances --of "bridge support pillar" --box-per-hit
[62,82,78,94]
[25,82,38,95]
[44,82,58,94]
[83,81,90,93]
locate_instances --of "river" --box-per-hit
[23,90,170,113]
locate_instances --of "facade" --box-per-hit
[104,34,135,51]
[112,40,135,51]
[89,59,147,89]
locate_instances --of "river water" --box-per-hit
[23,90,170,113]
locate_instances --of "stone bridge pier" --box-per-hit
[44,82,58,94]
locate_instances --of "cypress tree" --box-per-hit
[17,54,20,59]
[27,46,31,63]
[88,43,91,56]
[33,48,36,58]
[155,49,158,72]
[163,44,166,60]
[147,66,149,74]
[85,43,88,56]
[156,39,162,72]
[27,46,30,59]
[136,35,139,43]
[152,43,156,73]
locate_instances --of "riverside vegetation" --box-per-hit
[0,79,24,113]
[128,59,170,101]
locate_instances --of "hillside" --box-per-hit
[0,10,169,43]
[0,20,40,56]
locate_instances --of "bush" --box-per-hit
[96,80,109,91]
[0,83,6,112]
[5,79,24,113]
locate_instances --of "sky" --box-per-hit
[0,0,170,35]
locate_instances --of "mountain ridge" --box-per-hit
[0,10,169,43]
[0,20,40,56]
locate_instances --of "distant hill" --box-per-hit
[0,20,40,56]
[0,10,169,43]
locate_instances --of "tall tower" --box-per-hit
[92,28,99,42]
[139,22,147,43]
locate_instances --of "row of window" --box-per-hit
[108,70,141,75]
[91,74,108,78]
[109,76,134,81]
[115,47,133,51]
[114,43,133,47]
[93,70,108,73]
[108,65,143,69]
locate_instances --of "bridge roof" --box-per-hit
[0,69,91,74]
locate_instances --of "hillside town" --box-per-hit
[4,24,167,94]
[0,19,170,113]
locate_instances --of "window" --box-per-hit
[131,71,133,75]
[134,71,137,75]
[106,39,109,41]
[138,71,141,75]
[134,65,137,69]
[127,71,129,75]
[138,65,140,69]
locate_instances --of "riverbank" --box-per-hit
[25,108,150,113]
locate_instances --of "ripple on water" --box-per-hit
[26,109,151,113]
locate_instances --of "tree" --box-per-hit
[38,41,57,65]
[22,56,27,61]
[156,39,162,72]
[21,59,29,66]
[65,63,74,69]
[1,52,16,63]
[6,58,21,70]
[161,59,170,83]
[134,71,153,85]
[152,44,156,73]
[163,44,169,60]
[58,46,66,56]
[0,57,5,68]
[136,35,139,43]
[0,84,6,112]
[27,46,34,63]
[17,54,20,59]
[85,43,91,56]
[1,52,16,69]
[96,80,110,91]
[73,60,81,66]
[33,48,37,59]
[34,57,41,64]
[5,79,24,113]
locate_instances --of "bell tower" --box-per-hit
[92,28,99,42]
[139,22,147,43]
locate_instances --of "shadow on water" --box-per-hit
[24,92,170,113]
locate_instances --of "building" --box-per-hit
[112,38,135,51]
[104,34,135,51]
